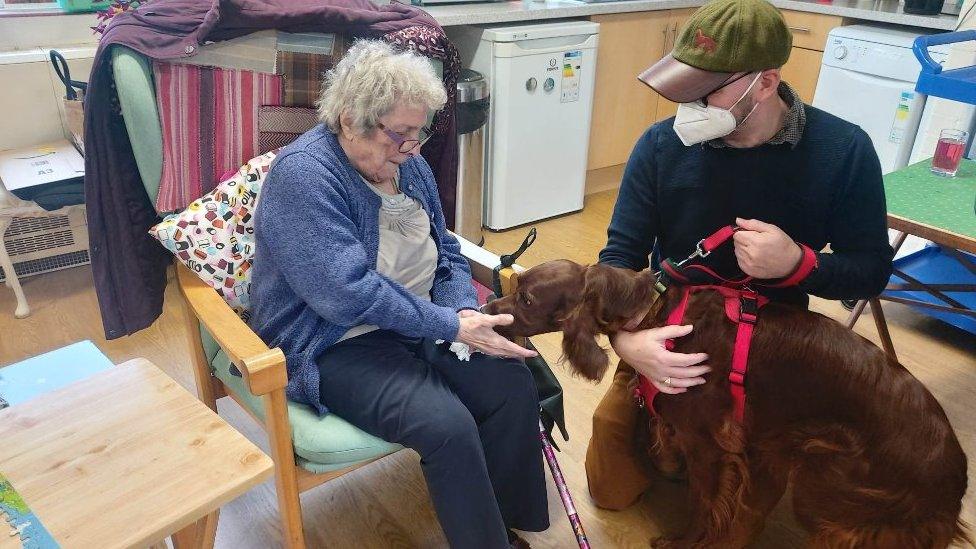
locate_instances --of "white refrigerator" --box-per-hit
[450,21,600,230]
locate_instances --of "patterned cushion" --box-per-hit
[149,150,277,317]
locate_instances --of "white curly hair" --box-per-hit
[317,39,447,135]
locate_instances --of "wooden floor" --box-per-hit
[1,188,974,548]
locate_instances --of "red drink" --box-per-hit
[931,129,968,177]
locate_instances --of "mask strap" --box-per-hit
[728,72,763,111]
[728,72,764,128]
[737,99,762,127]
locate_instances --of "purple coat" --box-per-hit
[84,0,457,338]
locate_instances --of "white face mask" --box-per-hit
[673,73,763,146]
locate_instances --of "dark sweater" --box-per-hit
[599,106,894,307]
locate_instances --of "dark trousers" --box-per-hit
[317,330,549,549]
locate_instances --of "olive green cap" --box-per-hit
[638,0,792,103]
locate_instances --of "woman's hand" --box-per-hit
[610,325,710,394]
[457,311,538,359]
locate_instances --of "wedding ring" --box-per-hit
[664,377,672,387]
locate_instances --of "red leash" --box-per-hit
[634,225,817,422]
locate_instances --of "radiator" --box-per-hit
[0,205,90,282]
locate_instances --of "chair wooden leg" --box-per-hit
[845,299,869,329]
[264,388,306,549]
[849,231,906,342]
[171,510,219,549]
[868,298,897,361]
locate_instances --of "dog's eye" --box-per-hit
[519,293,532,306]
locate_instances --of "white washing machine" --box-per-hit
[449,20,599,230]
[813,25,949,174]
[812,24,950,258]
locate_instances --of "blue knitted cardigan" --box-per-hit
[250,125,479,414]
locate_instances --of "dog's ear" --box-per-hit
[559,265,659,381]
[559,265,616,381]
[561,302,610,382]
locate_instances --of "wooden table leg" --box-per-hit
[868,298,897,361]
[0,216,29,318]
[889,230,909,255]
[171,510,219,549]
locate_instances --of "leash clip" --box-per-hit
[672,238,710,270]
[694,238,712,259]
[672,249,702,271]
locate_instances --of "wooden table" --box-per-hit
[0,359,273,549]
[846,159,976,359]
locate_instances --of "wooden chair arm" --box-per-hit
[453,233,522,296]
[175,261,287,396]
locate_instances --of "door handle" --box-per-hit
[789,25,812,33]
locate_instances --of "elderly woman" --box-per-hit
[250,41,549,548]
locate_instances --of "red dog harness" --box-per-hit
[634,225,817,423]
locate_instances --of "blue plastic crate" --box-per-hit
[914,31,976,106]
[883,245,976,334]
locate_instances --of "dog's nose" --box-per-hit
[481,295,513,317]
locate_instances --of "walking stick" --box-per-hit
[539,419,590,549]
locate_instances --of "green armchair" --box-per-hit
[109,43,524,549]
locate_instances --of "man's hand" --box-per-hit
[611,325,710,395]
[733,217,802,279]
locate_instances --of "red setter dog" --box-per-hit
[484,260,969,548]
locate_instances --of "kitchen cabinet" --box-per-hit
[780,46,825,103]
[587,9,692,170]
[587,11,670,170]
[781,10,843,51]
[780,11,843,102]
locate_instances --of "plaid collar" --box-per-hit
[707,81,806,149]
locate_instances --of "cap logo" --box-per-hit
[694,29,717,53]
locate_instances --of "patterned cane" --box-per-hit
[539,419,590,549]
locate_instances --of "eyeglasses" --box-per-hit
[700,71,753,106]
[377,122,433,154]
